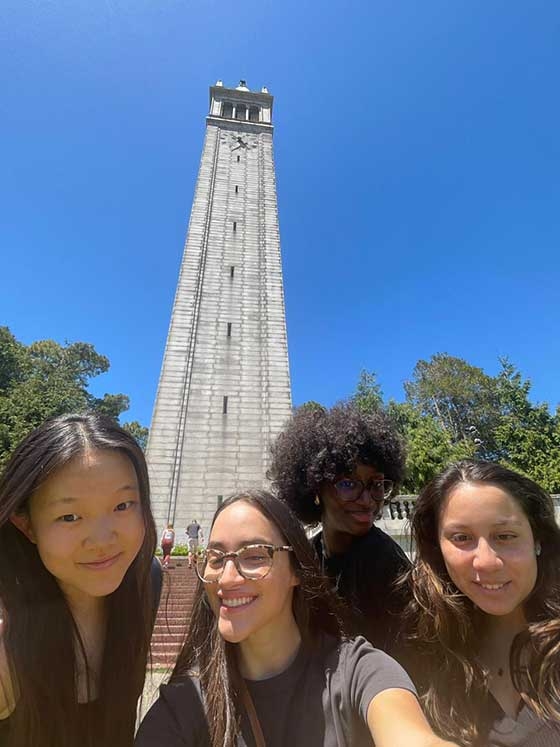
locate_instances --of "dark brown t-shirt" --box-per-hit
[135,635,417,747]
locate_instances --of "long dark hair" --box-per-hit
[0,413,157,747]
[403,460,560,746]
[171,489,345,747]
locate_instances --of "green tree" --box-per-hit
[296,401,326,415]
[404,353,498,456]
[387,401,475,493]
[493,358,560,492]
[0,327,146,468]
[122,421,149,451]
[352,370,383,414]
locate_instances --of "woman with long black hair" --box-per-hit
[136,489,458,747]
[0,413,157,747]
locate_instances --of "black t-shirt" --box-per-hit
[135,635,417,747]
[313,527,411,655]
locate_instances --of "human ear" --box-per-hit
[10,513,37,543]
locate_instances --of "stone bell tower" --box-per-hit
[147,80,292,534]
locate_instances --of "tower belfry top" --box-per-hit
[208,80,273,128]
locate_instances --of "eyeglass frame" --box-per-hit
[332,477,394,503]
[195,543,294,584]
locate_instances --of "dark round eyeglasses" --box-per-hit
[333,478,394,503]
[195,544,294,583]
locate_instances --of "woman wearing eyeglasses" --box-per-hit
[269,403,410,654]
[136,490,459,747]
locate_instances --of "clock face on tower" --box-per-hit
[229,134,257,151]
[231,136,247,151]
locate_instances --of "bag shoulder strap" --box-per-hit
[240,679,266,747]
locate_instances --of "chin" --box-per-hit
[217,622,249,644]
[350,523,372,536]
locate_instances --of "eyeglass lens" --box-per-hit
[197,546,273,581]
[335,479,393,501]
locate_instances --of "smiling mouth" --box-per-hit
[347,509,373,521]
[220,596,256,609]
[79,553,122,570]
[474,581,510,591]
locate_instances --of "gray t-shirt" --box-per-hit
[186,523,201,540]
[136,635,417,747]
[486,698,560,747]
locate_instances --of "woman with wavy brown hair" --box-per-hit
[0,413,157,747]
[402,460,560,747]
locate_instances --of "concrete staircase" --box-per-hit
[150,560,198,669]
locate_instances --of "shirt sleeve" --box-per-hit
[344,636,418,724]
[135,678,210,747]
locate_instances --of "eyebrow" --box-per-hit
[207,537,273,550]
[443,519,524,531]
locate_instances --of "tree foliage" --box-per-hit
[349,357,560,493]
[352,369,383,414]
[0,327,148,469]
[404,353,498,452]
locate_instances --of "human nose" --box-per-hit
[84,516,117,549]
[219,556,245,585]
[472,538,503,572]
[355,483,380,505]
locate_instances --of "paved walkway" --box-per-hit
[139,668,169,721]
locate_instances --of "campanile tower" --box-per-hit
[147,80,292,533]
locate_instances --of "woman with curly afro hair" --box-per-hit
[269,402,411,656]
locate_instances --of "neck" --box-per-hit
[238,616,302,681]
[60,590,107,702]
[478,608,527,670]
[63,588,107,633]
[322,522,355,556]
[62,588,107,663]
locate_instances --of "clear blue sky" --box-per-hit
[2,1,560,426]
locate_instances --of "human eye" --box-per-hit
[206,550,224,570]
[336,479,357,491]
[241,546,270,565]
[449,533,470,543]
[114,500,137,512]
[496,533,517,542]
[56,513,80,523]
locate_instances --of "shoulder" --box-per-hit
[358,527,410,567]
[319,636,417,726]
[338,636,416,695]
[136,675,209,746]
[159,675,205,715]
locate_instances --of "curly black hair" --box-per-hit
[269,402,406,524]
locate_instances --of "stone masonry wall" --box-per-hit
[147,116,292,537]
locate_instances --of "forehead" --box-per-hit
[338,462,383,479]
[210,502,285,546]
[439,482,531,530]
[32,449,137,506]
